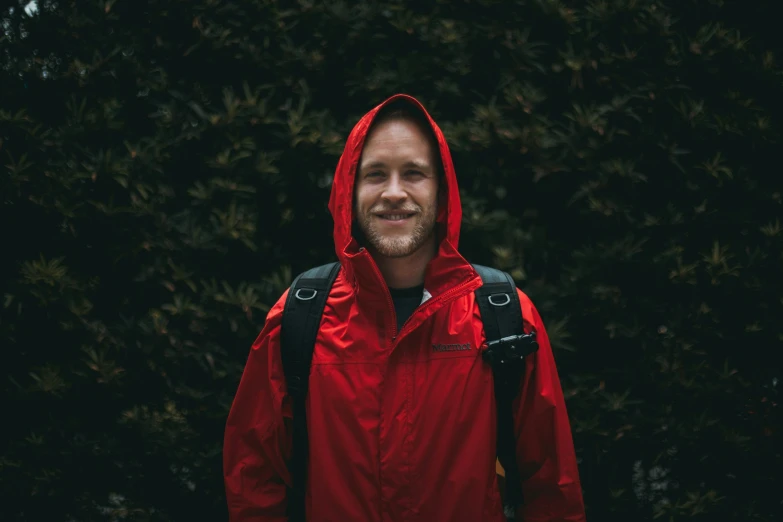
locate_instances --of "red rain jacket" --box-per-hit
[223,94,586,521]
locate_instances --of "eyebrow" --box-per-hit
[360,160,432,171]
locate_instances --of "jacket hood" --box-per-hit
[328,94,462,265]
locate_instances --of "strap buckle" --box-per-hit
[481,331,539,368]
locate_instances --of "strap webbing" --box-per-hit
[280,261,340,522]
[472,264,525,519]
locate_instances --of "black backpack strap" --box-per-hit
[472,264,539,520]
[280,261,341,522]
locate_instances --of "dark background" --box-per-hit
[1,0,781,520]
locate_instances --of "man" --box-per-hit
[223,94,586,521]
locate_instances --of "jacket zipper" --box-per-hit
[365,253,399,346]
[392,275,481,348]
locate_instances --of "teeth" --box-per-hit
[381,214,411,221]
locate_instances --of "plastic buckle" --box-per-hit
[481,331,539,368]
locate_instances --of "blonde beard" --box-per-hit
[358,207,437,258]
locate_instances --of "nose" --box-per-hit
[380,172,407,204]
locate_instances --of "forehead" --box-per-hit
[360,119,437,164]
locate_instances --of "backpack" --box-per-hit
[280,262,539,521]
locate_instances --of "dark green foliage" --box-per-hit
[2,0,781,520]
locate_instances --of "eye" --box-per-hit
[366,171,383,178]
[406,170,424,177]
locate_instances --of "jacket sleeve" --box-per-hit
[513,290,586,522]
[223,291,292,522]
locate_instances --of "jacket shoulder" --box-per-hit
[514,287,543,331]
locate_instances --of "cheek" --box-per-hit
[354,185,373,214]
[421,182,440,208]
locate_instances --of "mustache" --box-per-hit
[370,204,420,214]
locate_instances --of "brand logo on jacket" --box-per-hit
[432,343,472,352]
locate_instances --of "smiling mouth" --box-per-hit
[377,213,415,221]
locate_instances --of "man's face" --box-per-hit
[355,118,440,259]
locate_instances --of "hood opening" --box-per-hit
[350,98,448,251]
[328,94,463,264]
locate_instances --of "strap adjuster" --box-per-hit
[482,331,539,367]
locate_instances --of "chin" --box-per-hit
[373,236,428,258]
[375,245,415,258]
